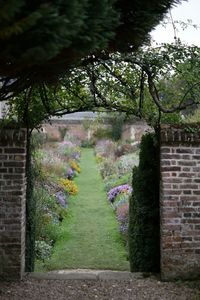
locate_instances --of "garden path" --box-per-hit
[45,148,129,271]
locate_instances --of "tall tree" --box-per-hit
[0,0,183,99]
[79,42,200,127]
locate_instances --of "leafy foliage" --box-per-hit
[35,240,52,262]
[129,133,160,272]
[77,42,200,127]
[0,0,181,97]
[110,112,126,141]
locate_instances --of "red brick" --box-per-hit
[161,166,181,172]
[176,148,193,154]
[0,128,26,280]
[4,148,25,154]
[161,147,171,153]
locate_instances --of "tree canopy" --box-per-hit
[8,41,200,130]
[88,42,200,123]
[0,0,182,99]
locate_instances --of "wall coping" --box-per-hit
[43,119,148,126]
[0,128,26,142]
[160,123,200,144]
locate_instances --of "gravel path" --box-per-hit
[0,277,199,300]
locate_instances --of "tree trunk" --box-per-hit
[25,129,36,272]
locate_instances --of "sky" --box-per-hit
[151,0,200,46]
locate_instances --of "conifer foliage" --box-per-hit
[0,0,182,85]
[129,133,160,272]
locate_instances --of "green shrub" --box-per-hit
[35,240,52,261]
[81,139,94,148]
[32,131,47,147]
[110,113,125,141]
[35,187,62,243]
[99,158,117,178]
[128,132,160,272]
[40,222,61,245]
[104,173,132,192]
[93,127,112,140]
[58,127,68,140]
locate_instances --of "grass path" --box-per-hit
[45,148,129,271]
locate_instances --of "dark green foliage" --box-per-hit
[129,133,160,272]
[0,0,182,90]
[104,173,132,192]
[81,140,95,148]
[93,127,112,140]
[25,134,36,272]
[110,113,125,141]
[34,187,63,244]
[58,127,68,141]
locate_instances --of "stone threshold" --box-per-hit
[27,270,153,281]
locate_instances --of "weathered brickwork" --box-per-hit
[43,120,150,143]
[0,129,26,280]
[160,124,200,280]
[0,124,199,281]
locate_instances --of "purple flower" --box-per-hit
[116,202,129,235]
[108,184,132,203]
[66,167,74,180]
[55,191,67,208]
[62,141,74,147]
[71,152,80,161]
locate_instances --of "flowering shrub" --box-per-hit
[59,178,78,195]
[70,160,81,173]
[55,191,68,208]
[96,154,104,164]
[35,187,63,244]
[113,194,130,211]
[116,202,129,235]
[108,184,132,203]
[71,147,81,161]
[66,167,75,180]
[116,153,139,176]
[95,139,117,158]
[58,140,81,161]
[42,213,52,225]
[41,150,65,177]
[35,240,52,261]
[34,138,82,266]
[61,140,74,148]
[64,133,81,147]
[104,173,132,192]
[99,158,117,178]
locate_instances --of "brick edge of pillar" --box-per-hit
[0,128,27,281]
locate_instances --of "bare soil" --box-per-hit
[0,277,199,300]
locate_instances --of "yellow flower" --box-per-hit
[59,178,78,195]
[96,154,104,164]
[70,160,81,173]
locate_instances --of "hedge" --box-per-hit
[128,132,160,272]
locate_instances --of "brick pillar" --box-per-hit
[0,128,27,280]
[160,124,200,280]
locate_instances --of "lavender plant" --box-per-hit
[55,191,68,208]
[108,184,132,203]
[66,167,75,180]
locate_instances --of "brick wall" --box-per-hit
[0,129,26,280]
[160,124,200,280]
[1,124,199,281]
[43,120,150,143]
